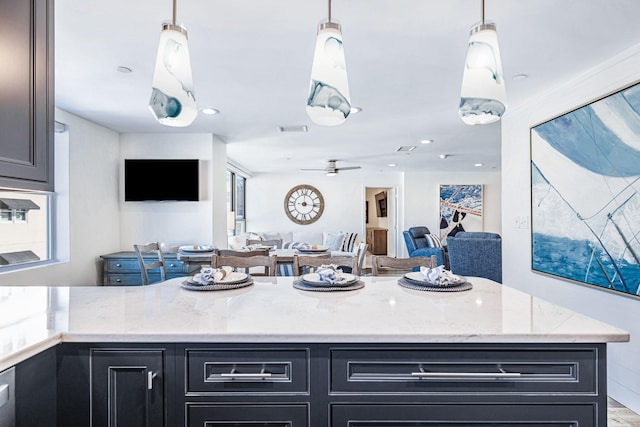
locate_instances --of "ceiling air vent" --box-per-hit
[278,125,308,133]
[395,145,416,152]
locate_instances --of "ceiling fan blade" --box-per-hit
[337,166,361,171]
[300,168,326,171]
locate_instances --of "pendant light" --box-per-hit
[458,0,507,125]
[149,0,197,127]
[306,0,351,126]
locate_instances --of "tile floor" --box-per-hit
[608,397,640,426]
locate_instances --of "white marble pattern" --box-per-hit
[0,276,629,372]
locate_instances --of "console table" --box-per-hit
[100,251,197,286]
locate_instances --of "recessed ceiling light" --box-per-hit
[350,107,362,114]
[200,107,220,115]
[474,163,484,167]
[439,154,448,160]
[116,66,132,73]
[395,145,416,152]
[387,163,397,167]
[420,139,434,144]
[512,73,528,81]
[278,125,308,132]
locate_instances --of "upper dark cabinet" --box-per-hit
[0,0,53,191]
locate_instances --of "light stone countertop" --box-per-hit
[0,276,630,372]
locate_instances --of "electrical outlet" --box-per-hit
[519,216,529,229]
[513,216,521,228]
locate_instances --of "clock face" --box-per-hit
[284,184,325,225]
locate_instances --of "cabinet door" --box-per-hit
[0,0,53,191]
[91,350,165,427]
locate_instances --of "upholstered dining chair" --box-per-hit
[133,242,167,285]
[371,255,437,276]
[293,255,357,276]
[213,254,278,276]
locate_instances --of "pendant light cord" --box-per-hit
[173,0,177,25]
[328,0,332,23]
[481,0,485,24]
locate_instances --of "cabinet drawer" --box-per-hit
[107,257,185,273]
[185,348,309,394]
[187,404,308,426]
[330,347,598,395]
[106,274,145,286]
[331,404,595,426]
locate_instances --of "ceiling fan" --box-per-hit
[301,160,362,176]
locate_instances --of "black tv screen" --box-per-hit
[124,159,199,201]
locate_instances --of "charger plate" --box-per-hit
[300,272,358,287]
[293,280,364,292]
[296,246,330,253]
[181,277,254,291]
[397,278,472,292]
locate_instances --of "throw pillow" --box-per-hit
[425,234,442,248]
[340,231,358,252]
[322,232,346,251]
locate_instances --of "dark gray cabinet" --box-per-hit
[100,251,198,286]
[0,0,54,191]
[91,349,166,427]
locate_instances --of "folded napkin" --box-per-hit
[193,266,231,285]
[419,265,460,285]
[316,264,343,284]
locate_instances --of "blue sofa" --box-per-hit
[402,226,446,267]
[446,231,502,283]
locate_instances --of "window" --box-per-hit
[0,191,51,268]
[225,168,247,236]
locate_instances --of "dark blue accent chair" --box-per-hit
[402,226,446,267]
[446,231,502,283]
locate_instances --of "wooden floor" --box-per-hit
[609,397,640,426]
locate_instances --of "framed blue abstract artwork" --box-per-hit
[531,81,640,299]
[439,184,483,243]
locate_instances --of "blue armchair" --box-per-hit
[446,232,502,283]
[402,226,446,267]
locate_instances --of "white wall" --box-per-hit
[246,171,403,250]
[119,133,228,250]
[0,109,121,285]
[403,170,502,255]
[502,44,640,413]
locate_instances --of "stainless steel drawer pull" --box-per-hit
[411,371,522,379]
[220,368,272,380]
[0,383,9,408]
[147,371,157,390]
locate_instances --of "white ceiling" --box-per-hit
[55,0,640,175]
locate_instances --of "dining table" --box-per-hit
[177,247,353,267]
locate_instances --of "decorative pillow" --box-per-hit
[261,232,281,241]
[340,232,358,252]
[322,232,346,251]
[425,234,443,248]
[228,234,248,249]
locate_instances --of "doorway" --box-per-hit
[364,187,397,260]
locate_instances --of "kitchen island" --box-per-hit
[0,276,630,426]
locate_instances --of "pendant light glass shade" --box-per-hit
[306,22,352,126]
[458,22,507,125]
[149,23,197,127]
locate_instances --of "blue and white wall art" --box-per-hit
[531,81,640,298]
[439,184,483,243]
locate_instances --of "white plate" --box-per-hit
[404,271,466,286]
[179,245,216,253]
[215,271,248,283]
[301,272,357,285]
[296,245,330,253]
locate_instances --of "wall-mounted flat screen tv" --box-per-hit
[124,159,199,201]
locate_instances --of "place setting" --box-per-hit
[181,266,254,291]
[293,264,364,292]
[397,265,472,292]
[178,245,216,254]
[294,244,330,254]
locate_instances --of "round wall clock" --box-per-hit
[284,184,325,225]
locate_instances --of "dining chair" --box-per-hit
[213,254,278,276]
[215,248,270,274]
[371,255,437,276]
[293,254,357,276]
[247,238,283,249]
[133,242,167,285]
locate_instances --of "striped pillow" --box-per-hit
[340,232,358,252]
[425,234,442,248]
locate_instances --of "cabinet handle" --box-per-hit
[169,264,176,267]
[411,371,521,379]
[115,279,122,283]
[220,368,272,380]
[0,383,8,408]
[116,263,122,267]
[147,371,157,390]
